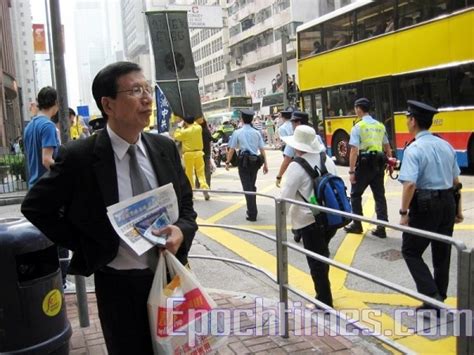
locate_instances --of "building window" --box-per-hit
[241,15,255,31]
[229,24,241,37]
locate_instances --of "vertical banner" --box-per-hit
[145,11,202,119]
[156,85,171,133]
[32,24,47,54]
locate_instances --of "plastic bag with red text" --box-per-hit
[147,250,227,354]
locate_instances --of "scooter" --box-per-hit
[212,139,238,167]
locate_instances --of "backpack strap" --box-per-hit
[319,152,328,175]
[293,157,319,203]
[293,157,319,179]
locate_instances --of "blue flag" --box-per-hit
[156,84,171,133]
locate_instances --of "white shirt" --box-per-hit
[106,125,159,270]
[281,152,338,230]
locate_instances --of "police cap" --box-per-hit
[280,106,295,119]
[290,111,309,124]
[89,117,105,131]
[406,100,438,123]
[240,109,255,120]
[354,97,370,110]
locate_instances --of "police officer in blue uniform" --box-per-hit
[226,109,269,221]
[344,98,392,238]
[399,100,464,312]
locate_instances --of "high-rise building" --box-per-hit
[73,0,122,110]
[0,0,23,150]
[9,0,35,124]
[224,0,355,113]
[121,0,151,79]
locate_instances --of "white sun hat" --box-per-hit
[281,125,323,154]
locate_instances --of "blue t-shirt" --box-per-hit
[24,115,59,187]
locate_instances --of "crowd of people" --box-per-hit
[19,61,465,353]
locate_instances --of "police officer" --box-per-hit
[212,119,235,143]
[399,100,463,312]
[344,98,392,238]
[226,109,268,221]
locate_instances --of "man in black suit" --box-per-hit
[21,61,197,355]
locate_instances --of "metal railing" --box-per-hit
[0,153,28,194]
[71,188,473,354]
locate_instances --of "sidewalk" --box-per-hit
[0,190,26,206]
[66,290,388,355]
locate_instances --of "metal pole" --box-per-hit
[49,0,70,145]
[456,249,472,354]
[275,199,289,338]
[44,0,56,87]
[49,0,89,328]
[281,30,289,109]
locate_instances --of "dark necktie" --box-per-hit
[128,144,157,270]
[127,144,151,196]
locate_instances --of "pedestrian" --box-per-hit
[276,111,324,243]
[399,100,463,313]
[344,98,392,238]
[226,109,268,221]
[265,115,276,146]
[21,61,198,354]
[174,115,210,193]
[195,117,213,200]
[23,86,59,188]
[280,125,337,307]
[69,108,89,140]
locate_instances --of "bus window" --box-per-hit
[397,70,451,109]
[299,25,323,58]
[326,86,358,117]
[356,1,395,40]
[397,0,451,29]
[324,12,354,50]
[452,64,474,106]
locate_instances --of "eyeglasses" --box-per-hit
[116,85,154,98]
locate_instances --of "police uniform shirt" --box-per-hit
[281,152,337,230]
[278,120,293,138]
[349,115,389,149]
[229,124,264,155]
[398,131,460,189]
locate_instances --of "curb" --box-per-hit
[0,196,24,206]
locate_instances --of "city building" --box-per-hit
[0,0,23,151]
[9,0,35,124]
[121,0,151,78]
[225,0,354,114]
[73,0,123,111]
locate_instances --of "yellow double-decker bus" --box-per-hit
[297,0,474,167]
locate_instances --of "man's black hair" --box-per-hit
[413,115,433,130]
[242,115,253,124]
[37,86,58,110]
[68,107,76,117]
[92,61,142,120]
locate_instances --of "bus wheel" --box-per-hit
[332,131,350,166]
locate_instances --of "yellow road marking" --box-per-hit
[454,224,474,230]
[201,172,457,354]
[205,184,275,224]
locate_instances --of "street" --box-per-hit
[1,148,472,354]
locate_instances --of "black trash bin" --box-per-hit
[0,218,72,354]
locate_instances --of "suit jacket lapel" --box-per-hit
[93,129,119,207]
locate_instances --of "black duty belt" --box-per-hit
[416,189,453,198]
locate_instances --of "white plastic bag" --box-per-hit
[148,250,225,354]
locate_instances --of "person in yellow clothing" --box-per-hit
[174,116,209,191]
[69,108,89,140]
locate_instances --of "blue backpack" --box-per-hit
[293,153,352,229]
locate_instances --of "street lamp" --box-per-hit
[279,28,296,109]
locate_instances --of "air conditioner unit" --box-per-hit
[236,58,242,66]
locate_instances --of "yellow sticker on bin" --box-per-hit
[42,289,62,317]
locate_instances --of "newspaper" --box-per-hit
[106,183,179,256]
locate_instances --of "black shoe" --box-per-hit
[246,216,257,222]
[371,227,387,239]
[344,223,363,234]
[416,294,444,318]
[293,233,302,243]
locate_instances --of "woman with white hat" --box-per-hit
[280,125,338,308]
